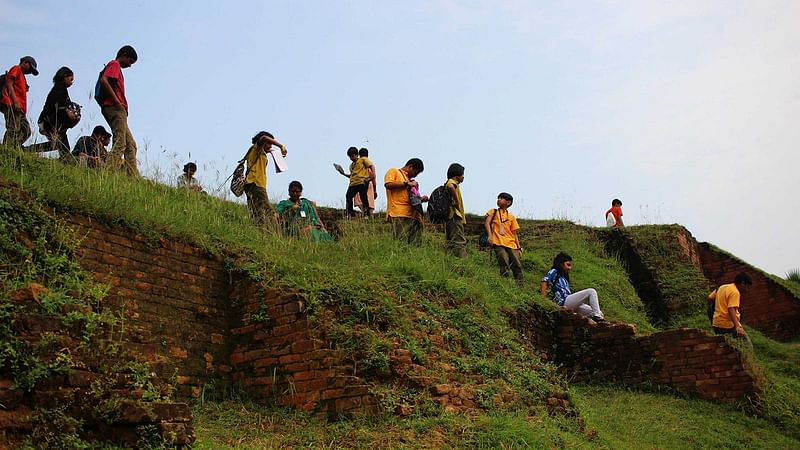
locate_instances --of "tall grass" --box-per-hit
[786,268,800,284]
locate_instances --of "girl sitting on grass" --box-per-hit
[276,180,332,241]
[540,252,605,322]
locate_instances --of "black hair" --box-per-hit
[612,198,623,206]
[734,272,753,286]
[498,192,513,205]
[447,163,465,179]
[117,45,138,62]
[551,251,573,281]
[347,146,359,157]
[52,66,73,85]
[359,147,369,157]
[288,180,303,192]
[252,131,275,144]
[183,162,197,173]
[405,158,424,173]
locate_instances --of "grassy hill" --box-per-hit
[1,149,799,449]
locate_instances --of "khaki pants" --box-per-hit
[445,217,467,258]
[390,216,422,246]
[101,105,139,176]
[494,246,523,281]
[2,107,31,148]
[245,183,275,228]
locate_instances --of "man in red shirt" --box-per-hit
[98,46,138,176]
[1,56,39,147]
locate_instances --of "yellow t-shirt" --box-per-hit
[384,168,413,219]
[485,208,520,249]
[712,283,741,329]
[244,145,269,188]
[447,179,465,223]
[349,157,373,187]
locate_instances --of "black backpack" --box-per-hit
[478,209,499,249]
[427,184,451,224]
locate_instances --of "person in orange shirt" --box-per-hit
[383,158,425,244]
[708,272,753,337]
[1,56,39,147]
[484,192,522,283]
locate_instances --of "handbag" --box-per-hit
[65,102,82,127]
[230,158,248,197]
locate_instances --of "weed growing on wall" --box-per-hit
[0,174,175,447]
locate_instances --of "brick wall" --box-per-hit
[67,214,377,417]
[697,243,800,341]
[0,304,194,446]
[69,215,234,398]
[227,281,378,418]
[510,304,756,403]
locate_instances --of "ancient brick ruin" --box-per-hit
[697,243,800,341]
[68,214,379,417]
[509,304,757,403]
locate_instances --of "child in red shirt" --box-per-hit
[605,198,624,227]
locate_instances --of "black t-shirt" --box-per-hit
[72,136,106,159]
[38,83,72,131]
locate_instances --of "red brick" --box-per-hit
[292,340,317,354]
[335,396,362,411]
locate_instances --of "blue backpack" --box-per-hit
[93,66,107,106]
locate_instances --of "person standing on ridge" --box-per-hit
[353,147,377,216]
[384,158,426,244]
[335,146,374,218]
[28,67,80,161]
[605,198,624,227]
[444,163,467,258]
[244,130,287,228]
[97,45,138,176]
[485,192,523,284]
[1,56,39,147]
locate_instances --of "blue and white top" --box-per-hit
[542,268,571,306]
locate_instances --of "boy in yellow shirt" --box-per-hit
[445,163,467,258]
[484,192,522,283]
[336,146,374,218]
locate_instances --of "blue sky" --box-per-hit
[2,0,798,276]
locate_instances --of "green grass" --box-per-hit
[192,401,597,449]
[572,384,800,450]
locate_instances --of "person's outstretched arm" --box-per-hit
[258,134,287,156]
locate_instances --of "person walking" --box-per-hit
[97,45,138,176]
[1,56,39,147]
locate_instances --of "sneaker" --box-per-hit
[592,316,606,323]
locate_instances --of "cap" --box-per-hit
[92,125,112,138]
[20,56,38,76]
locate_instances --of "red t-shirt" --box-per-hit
[606,206,623,226]
[1,65,28,113]
[100,60,127,111]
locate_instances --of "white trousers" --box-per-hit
[564,288,603,319]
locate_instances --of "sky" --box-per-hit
[1,0,798,276]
